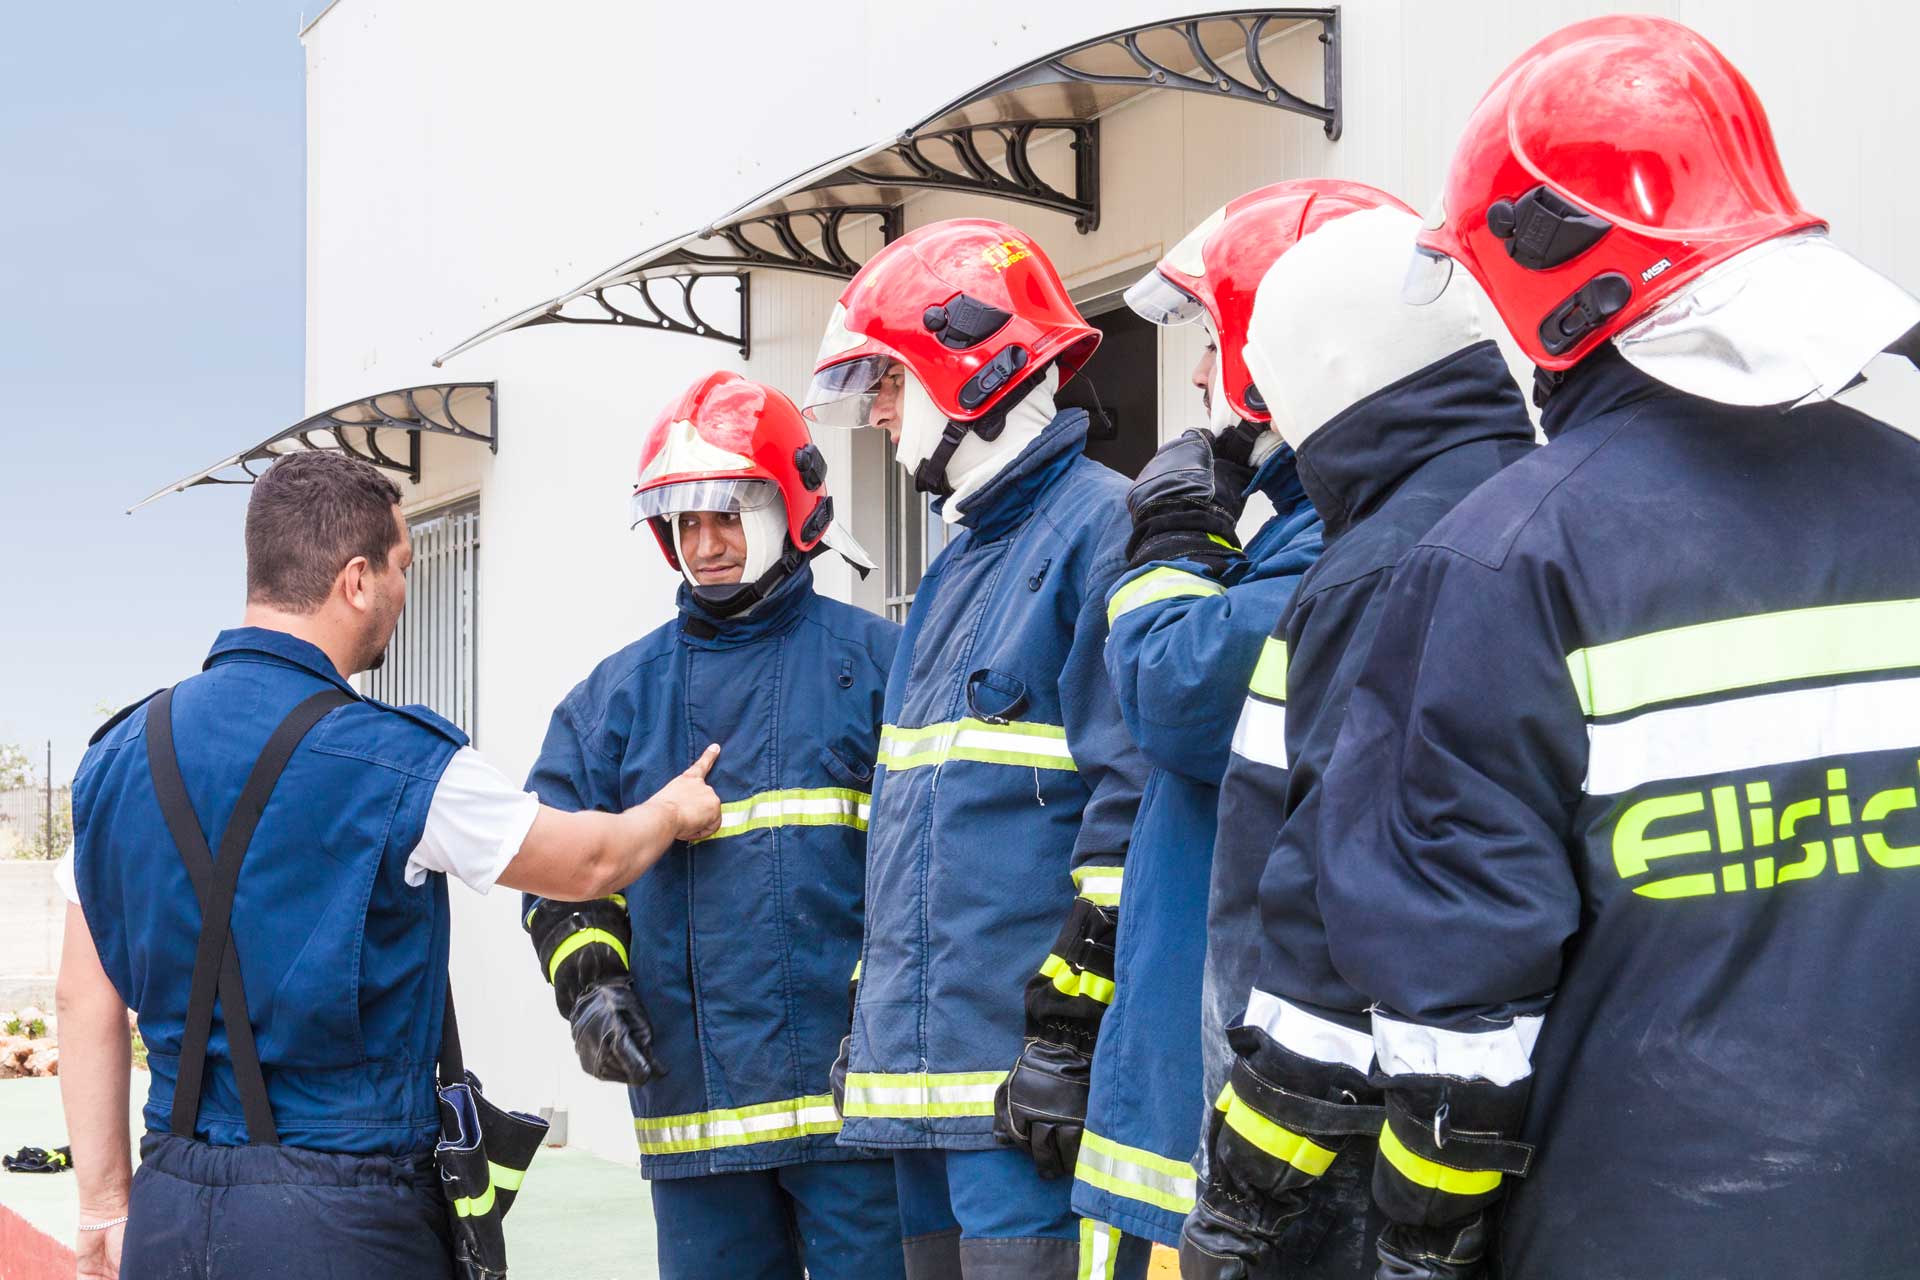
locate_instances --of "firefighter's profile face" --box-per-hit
[677,510,747,584]
[1192,340,1217,414]
[870,362,907,445]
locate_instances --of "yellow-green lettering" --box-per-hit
[1613,792,1711,881]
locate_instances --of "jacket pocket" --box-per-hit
[820,744,874,788]
[964,667,1031,724]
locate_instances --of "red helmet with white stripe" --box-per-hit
[1127,181,1415,427]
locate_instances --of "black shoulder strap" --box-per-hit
[147,685,353,1146]
[439,980,465,1087]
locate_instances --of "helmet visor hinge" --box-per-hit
[1539,273,1634,357]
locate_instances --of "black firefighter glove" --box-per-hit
[1210,418,1266,515]
[526,896,665,1087]
[1181,1023,1386,1280]
[1370,1072,1534,1280]
[1123,430,1244,572]
[993,891,1118,1178]
[829,961,859,1118]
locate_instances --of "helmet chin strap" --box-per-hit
[685,540,818,618]
[910,364,1061,499]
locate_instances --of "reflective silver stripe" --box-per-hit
[841,1070,1005,1118]
[633,1094,842,1154]
[1245,988,1374,1074]
[701,786,870,841]
[1229,696,1289,769]
[1077,1218,1124,1280]
[1371,1012,1541,1088]
[1070,864,1123,907]
[1584,675,1920,794]
[1075,1131,1197,1216]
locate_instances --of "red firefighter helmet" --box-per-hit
[1126,180,1416,422]
[631,372,852,612]
[1405,14,1821,370]
[802,217,1100,428]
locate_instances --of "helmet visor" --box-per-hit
[630,477,776,530]
[1402,244,1456,307]
[1124,270,1206,327]
[802,354,893,429]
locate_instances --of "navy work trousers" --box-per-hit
[649,1156,905,1280]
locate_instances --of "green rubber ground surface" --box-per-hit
[0,1076,661,1279]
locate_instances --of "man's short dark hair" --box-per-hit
[245,451,404,611]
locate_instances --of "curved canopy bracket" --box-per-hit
[132,383,496,513]
[435,9,1339,365]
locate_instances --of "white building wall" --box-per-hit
[302,0,1920,1163]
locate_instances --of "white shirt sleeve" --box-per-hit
[55,842,79,906]
[407,747,542,894]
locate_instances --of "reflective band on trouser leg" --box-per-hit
[841,1071,1005,1118]
[1376,1118,1502,1198]
[1075,1131,1198,1216]
[698,786,871,842]
[1106,566,1225,626]
[1070,864,1123,907]
[546,927,628,983]
[1078,1218,1124,1280]
[878,718,1078,773]
[633,1094,842,1155]
[1216,1083,1336,1176]
[1040,953,1115,1005]
[451,1162,527,1219]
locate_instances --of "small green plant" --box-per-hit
[131,1027,148,1070]
[3,1007,48,1038]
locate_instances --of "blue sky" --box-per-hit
[0,1,310,780]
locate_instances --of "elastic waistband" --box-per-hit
[137,1131,441,1191]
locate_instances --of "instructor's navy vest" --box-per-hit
[71,628,465,1156]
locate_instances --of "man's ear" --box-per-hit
[337,555,372,612]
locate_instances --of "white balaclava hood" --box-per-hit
[669,482,790,595]
[894,364,1062,524]
[1244,206,1487,451]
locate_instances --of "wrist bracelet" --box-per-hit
[79,1215,129,1232]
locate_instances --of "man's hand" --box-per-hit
[74,1219,124,1279]
[650,743,722,842]
[569,983,666,1086]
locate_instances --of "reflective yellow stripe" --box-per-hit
[634,1093,842,1155]
[1075,1130,1197,1216]
[1077,1217,1123,1280]
[1216,1083,1336,1176]
[878,718,1077,773]
[546,927,628,983]
[1565,597,1920,718]
[1070,864,1123,907]
[850,958,861,982]
[1375,1118,1503,1197]
[488,1160,526,1193]
[842,1070,1005,1119]
[1107,566,1225,626]
[1040,953,1115,1005]
[698,786,869,842]
[452,1181,495,1218]
[1249,637,1289,701]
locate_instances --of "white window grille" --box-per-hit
[883,440,950,623]
[365,499,480,734]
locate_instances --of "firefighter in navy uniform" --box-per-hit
[1179,198,1537,1280]
[1316,17,1920,1280]
[802,219,1150,1280]
[520,373,906,1280]
[58,450,721,1280]
[1072,183,1385,1262]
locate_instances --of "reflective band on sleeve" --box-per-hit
[1583,675,1920,794]
[1248,637,1289,701]
[1106,566,1225,626]
[1216,1082,1337,1176]
[1070,864,1123,907]
[1229,696,1289,770]
[842,1070,1005,1119]
[1075,1130,1198,1216]
[1564,597,1920,718]
[1077,1217,1125,1280]
[1246,988,1374,1074]
[634,1094,842,1155]
[1377,1117,1503,1197]
[1040,953,1115,1005]
[1371,1012,1540,1088]
[546,927,629,984]
[697,786,870,842]
[878,719,1077,773]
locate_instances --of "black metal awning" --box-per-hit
[131,383,497,513]
[435,9,1340,365]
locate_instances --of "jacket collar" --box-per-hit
[675,561,815,649]
[1246,440,1310,514]
[204,627,360,696]
[1293,340,1536,539]
[940,409,1091,541]
[1538,343,1676,441]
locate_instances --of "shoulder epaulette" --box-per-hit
[89,688,166,747]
